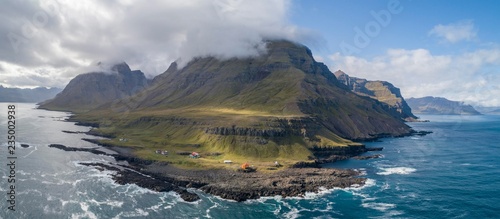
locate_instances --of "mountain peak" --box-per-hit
[38,61,148,112]
[111,62,131,74]
[333,70,346,77]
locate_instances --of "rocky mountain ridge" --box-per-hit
[406,96,481,115]
[0,86,61,103]
[39,62,149,112]
[334,70,418,121]
[71,40,414,163]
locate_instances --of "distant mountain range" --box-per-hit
[39,40,414,163]
[0,86,61,103]
[406,96,481,115]
[474,106,500,115]
[334,70,418,121]
[39,62,149,112]
[489,109,500,114]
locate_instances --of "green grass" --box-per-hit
[76,106,357,171]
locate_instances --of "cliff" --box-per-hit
[334,70,417,121]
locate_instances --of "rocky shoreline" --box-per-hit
[48,143,366,202]
[50,128,432,202]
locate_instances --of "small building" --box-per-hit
[189,152,200,158]
[224,160,232,164]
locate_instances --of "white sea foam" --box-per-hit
[377,167,416,175]
[22,145,38,158]
[282,207,300,219]
[61,199,79,207]
[300,187,337,200]
[361,202,396,212]
[88,199,124,208]
[119,208,150,217]
[71,202,98,219]
[381,182,390,191]
[205,196,222,219]
[356,168,367,176]
[280,200,301,219]
[273,202,282,216]
[246,178,377,205]
[349,178,376,191]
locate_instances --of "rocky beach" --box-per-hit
[48,142,366,202]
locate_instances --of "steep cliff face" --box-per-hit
[334,70,418,121]
[407,96,481,115]
[39,63,149,112]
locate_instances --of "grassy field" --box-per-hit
[76,106,360,171]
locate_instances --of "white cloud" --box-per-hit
[0,0,311,88]
[329,47,500,106]
[429,20,477,43]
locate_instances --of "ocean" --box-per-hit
[1,103,499,218]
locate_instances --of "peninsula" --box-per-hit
[41,40,419,201]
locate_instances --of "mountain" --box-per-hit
[0,86,61,103]
[474,106,500,115]
[406,96,481,115]
[334,70,418,121]
[39,62,149,112]
[72,40,413,164]
[489,109,500,115]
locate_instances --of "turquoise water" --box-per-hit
[1,103,499,218]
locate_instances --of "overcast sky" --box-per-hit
[1,0,500,106]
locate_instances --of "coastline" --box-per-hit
[48,143,366,202]
[49,112,430,202]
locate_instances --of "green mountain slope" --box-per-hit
[73,40,412,166]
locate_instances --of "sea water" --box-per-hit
[0,103,499,218]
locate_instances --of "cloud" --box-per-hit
[0,0,310,88]
[429,20,477,43]
[329,47,500,106]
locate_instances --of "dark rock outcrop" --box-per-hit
[353,154,383,160]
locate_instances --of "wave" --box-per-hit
[246,178,377,205]
[377,167,416,175]
[70,202,98,219]
[361,202,396,212]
